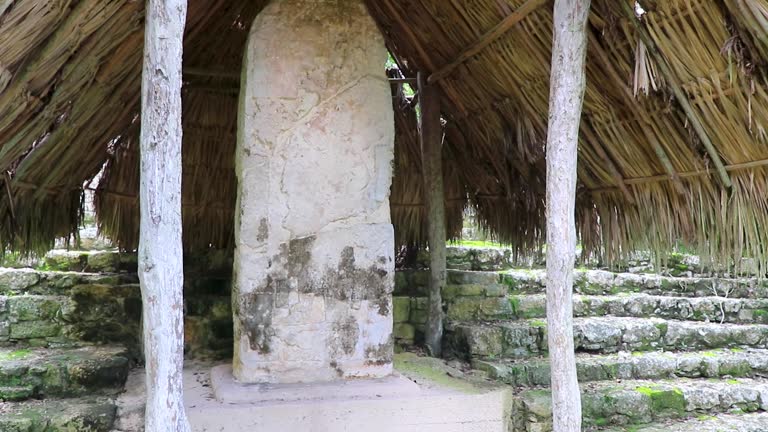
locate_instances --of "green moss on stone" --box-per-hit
[392,297,411,323]
[508,296,520,316]
[753,309,768,323]
[0,349,31,361]
[394,353,482,394]
[636,386,685,416]
[720,363,752,377]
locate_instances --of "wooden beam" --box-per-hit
[0,0,12,16]
[418,71,446,357]
[591,157,768,193]
[139,0,191,431]
[545,1,590,431]
[620,2,732,188]
[428,0,549,84]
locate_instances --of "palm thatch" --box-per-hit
[1,0,768,271]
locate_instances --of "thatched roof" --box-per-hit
[2,1,768,270]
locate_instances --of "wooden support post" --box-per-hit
[546,1,590,431]
[139,0,190,431]
[418,71,446,357]
[428,0,549,84]
[378,0,468,116]
[620,2,732,188]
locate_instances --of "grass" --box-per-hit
[0,349,32,361]
[448,239,505,248]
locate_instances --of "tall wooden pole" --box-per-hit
[418,72,446,357]
[545,1,590,431]
[139,0,190,431]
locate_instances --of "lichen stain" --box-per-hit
[238,292,274,354]
[318,246,391,316]
[329,360,344,377]
[268,239,390,316]
[238,237,392,357]
[364,337,394,366]
[329,315,359,357]
[256,218,269,242]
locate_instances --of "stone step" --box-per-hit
[447,317,768,359]
[0,346,129,401]
[600,412,768,431]
[42,250,137,273]
[0,385,34,401]
[503,269,768,299]
[0,267,137,296]
[502,294,768,324]
[0,396,116,431]
[395,269,502,296]
[474,348,768,387]
[0,284,141,348]
[512,377,768,431]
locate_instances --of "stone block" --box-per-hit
[0,321,9,339]
[210,298,232,320]
[394,323,416,341]
[10,321,60,340]
[86,251,120,273]
[43,251,88,272]
[392,297,411,323]
[409,308,427,325]
[446,297,513,321]
[7,296,63,322]
[0,269,41,294]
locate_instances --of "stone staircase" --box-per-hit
[394,247,768,431]
[0,253,138,431]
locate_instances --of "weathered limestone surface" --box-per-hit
[0,397,117,432]
[114,360,513,432]
[0,261,231,358]
[475,348,768,386]
[234,0,395,383]
[513,378,768,431]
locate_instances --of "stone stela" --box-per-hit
[229,0,396,387]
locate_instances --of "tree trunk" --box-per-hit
[418,72,446,357]
[545,1,590,431]
[139,0,190,431]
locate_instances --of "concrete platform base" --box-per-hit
[114,356,513,432]
[210,364,422,404]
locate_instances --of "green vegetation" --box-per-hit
[448,239,504,248]
[0,349,32,361]
[508,296,520,316]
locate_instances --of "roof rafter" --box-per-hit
[620,1,732,189]
[378,0,468,116]
[427,0,549,84]
[591,156,768,193]
[580,122,635,204]
[585,28,687,196]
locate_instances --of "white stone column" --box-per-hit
[233,0,395,384]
